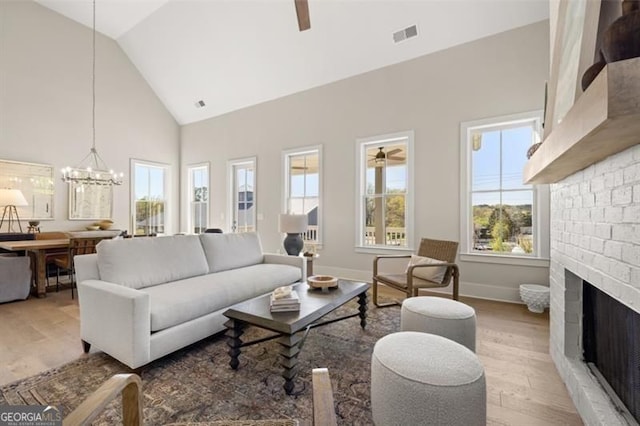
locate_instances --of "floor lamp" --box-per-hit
[0,189,28,233]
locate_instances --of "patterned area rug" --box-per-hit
[0,301,400,425]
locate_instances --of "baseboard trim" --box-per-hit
[315,265,525,304]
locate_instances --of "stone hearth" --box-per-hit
[550,144,640,425]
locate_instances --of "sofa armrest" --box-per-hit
[75,253,100,283]
[263,253,307,281]
[78,280,151,369]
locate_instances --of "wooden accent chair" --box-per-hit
[64,373,142,426]
[372,237,460,307]
[54,236,111,299]
[64,369,337,426]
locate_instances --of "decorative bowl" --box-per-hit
[308,275,338,291]
[86,225,100,231]
[97,220,113,230]
[519,284,550,313]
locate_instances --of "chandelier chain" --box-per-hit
[92,0,96,151]
[60,0,123,186]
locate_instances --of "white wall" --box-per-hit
[0,1,179,233]
[181,21,551,302]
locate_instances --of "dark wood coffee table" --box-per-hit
[223,279,369,394]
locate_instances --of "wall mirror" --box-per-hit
[69,183,113,220]
[0,159,54,220]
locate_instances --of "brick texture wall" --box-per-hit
[549,144,640,425]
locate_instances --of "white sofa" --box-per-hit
[74,232,305,369]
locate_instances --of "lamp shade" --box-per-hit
[278,214,308,234]
[0,189,28,207]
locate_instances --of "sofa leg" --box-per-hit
[129,367,145,379]
[82,340,91,353]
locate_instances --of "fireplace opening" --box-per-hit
[583,282,640,423]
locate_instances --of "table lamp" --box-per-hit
[278,213,308,256]
[0,189,28,233]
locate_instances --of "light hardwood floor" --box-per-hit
[0,287,582,425]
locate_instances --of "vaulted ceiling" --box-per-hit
[35,0,549,125]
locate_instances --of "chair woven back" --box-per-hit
[70,237,109,256]
[417,238,459,284]
[63,236,111,268]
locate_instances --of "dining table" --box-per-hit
[0,238,70,297]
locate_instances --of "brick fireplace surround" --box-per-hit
[550,144,640,425]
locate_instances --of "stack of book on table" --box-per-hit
[270,286,300,312]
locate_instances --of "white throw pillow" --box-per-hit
[405,255,447,282]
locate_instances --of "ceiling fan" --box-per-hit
[368,147,406,165]
[295,0,311,31]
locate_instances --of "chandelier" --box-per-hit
[61,0,123,186]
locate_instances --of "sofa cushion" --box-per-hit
[97,235,209,289]
[141,263,301,332]
[200,232,264,273]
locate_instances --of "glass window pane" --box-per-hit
[364,195,382,245]
[361,140,409,247]
[385,194,405,246]
[290,174,305,197]
[386,165,406,193]
[231,160,256,233]
[472,192,500,252]
[148,168,164,198]
[503,190,534,255]
[135,166,149,201]
[134,163,167,235]
[365,167,376,195]
[502,126,532,190]
[472,130,500,192]
[305,173,319,197]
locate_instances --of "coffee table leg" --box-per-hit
[358,292,368,329]
[224,319,244,370]
[278,333,303,395]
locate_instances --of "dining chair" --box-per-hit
[35,232,70,290]
[372,237,460,307]
[54,236,111,299]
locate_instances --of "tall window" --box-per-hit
[228,157,256,233]
[356,131,414,250]
[283,146,322,245]
[188,163,209,234]
[131,160,169,236]
[460,112,544,258]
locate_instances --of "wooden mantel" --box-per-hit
[524,57,640,184]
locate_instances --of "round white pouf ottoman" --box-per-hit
[371,332,486,426]
[401,296,477,352]
[519,284,550,313]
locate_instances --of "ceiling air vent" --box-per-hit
[393,24,418,44]
[195,100,206,108]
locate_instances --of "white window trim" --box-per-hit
[187,162,210,234]
[282,144,323,247]
[459,111,550,267]
[130,158,172,236]
[227,156,257,233]
[354,130,415,254]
